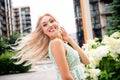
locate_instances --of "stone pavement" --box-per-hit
[0,59,57,80]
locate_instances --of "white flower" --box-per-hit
[82,39,98,50]
[88,57,100,68]
[102,36,120,55]
[92,45,109,60]
[110,32,120,39]
[108,38,120,54]
[87,69,101,80]
[82,32,120,80]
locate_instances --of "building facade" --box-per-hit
[73,0,112,46]
[13,6,32,35]
[0,0,13,38]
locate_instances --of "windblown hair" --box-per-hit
[12,13,56,66]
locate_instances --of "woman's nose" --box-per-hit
[48,23,53,27]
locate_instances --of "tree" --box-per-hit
[106,0,120,35]
[0,37,7,55]
[0,31,20,55]
[8,31,20,44]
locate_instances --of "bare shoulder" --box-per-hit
[51,38,63,46]
[50,38,65,55]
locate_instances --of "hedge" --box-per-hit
[0,51,31,75]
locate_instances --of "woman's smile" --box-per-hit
[49,28,55,32]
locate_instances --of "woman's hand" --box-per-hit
[60,27,72,43]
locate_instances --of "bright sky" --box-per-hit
[12,0,76,33]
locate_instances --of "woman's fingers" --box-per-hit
[60,27,67,34]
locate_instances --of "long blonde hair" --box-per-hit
[12,13,57,66]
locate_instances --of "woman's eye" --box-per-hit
[43,24,47,27]
[50,20,54,23]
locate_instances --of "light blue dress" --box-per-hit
[48,42,85,80]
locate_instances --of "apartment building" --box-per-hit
[98,0,113,35]
[73,0,112,46]
[13,6,32,35]
[0,0,13,37]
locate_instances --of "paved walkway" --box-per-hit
[0,60,57,80]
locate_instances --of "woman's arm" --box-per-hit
[51,38,74,80]
[68,38,90,64]
[60,27,90,64]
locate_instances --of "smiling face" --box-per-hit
[40,15,61,39]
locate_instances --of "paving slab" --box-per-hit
[0,60,57,80]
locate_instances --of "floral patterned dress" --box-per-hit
[48,42,85,80]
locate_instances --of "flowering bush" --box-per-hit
[82,32,120,80]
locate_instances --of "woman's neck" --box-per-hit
[50,32,62,40]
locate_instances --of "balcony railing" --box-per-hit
[1,21,6,25]
[91,10,100,17]
[14,18,20,22]
[1,6,5,11]
[101,4,112,15]
[90,0,98,3]
[0,16,3,21]
[1,26,7,32]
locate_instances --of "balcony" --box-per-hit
[75,16,82,20]
[0,10,2,16]
[26,20,31,23]
[14,13,19,16]
[75,12,82,20]
[100,4,112,15]
[1,26,7,32]
[14,18,20,22]
[0,12,5,16]
[0,0,5,4]
[0,6,5,11]
[91,10,100,17]
[25,13,30,16]
[1,21,6,25]
[23,27,31,33]
[26,23,31,26]
[26,17,31,20]
[0,16,3,21]
[15,23,20,26]
[25,12,30,14]
[14,8,19,12]
[15,26,20,30]
[100,0,113,3]
[90,0,98,3]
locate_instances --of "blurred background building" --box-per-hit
[13,6,32,35]
[0,0,13,38]
[0,0,32,38]
[0,0,113,47]
[73,0,113,46]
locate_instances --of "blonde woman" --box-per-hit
[12,13,90,80]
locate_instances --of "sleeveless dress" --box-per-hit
[48,42,85,80]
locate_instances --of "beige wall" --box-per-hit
[99,2,107,27]
[99,1,108,35]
